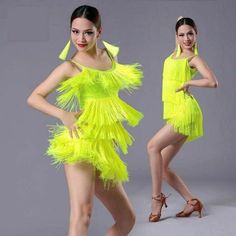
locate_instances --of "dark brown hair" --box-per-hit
[175,17,197,34]
[70,5,101,29]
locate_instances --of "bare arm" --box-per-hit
[176,56,219,93]
[188,56,218,88]
[27,61,81,138]
[27,61,75,118]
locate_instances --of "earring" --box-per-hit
[176,44,181,57]
[194,42,198,55]
[59,40,71,60]
[103,41,120,57]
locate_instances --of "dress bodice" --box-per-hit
[55,41,143,111]
[162,54,198,103]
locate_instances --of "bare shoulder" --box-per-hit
[190,55,205,64]
[42,60,80,86]
[189,55,207,68]
[55,60,80,79]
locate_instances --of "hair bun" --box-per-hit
[177,16,184,21]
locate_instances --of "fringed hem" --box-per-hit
[46,138,129,185]
[163,95,203,142]
[165,119,203,142]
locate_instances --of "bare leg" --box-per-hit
[95,174,135,236]
[162,143,203,215]
[64,162,95,236]
[147,124,186,215]
[161,137,194,201]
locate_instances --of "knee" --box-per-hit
[118,209,136,234]
[127,210,136,231]
[70,202,93,228]
[147,140,161,156]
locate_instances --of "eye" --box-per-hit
[188,32,194,36]
[72,29,79,35]
[178,34,184,37]
[84,31,94,36]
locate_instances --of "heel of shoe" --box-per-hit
[164,201,168,208]
[194,199,203,218]
[164,193,171,208]
[197,202,203,218]
[149,193,169,222]
[198,209,202,218]
[176,198,203,218]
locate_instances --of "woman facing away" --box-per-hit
[147,16,218,222]
[27,5,144,236]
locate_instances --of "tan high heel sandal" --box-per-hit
[149,193,168,222]
[176,198,203,218]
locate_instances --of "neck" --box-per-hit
[80,43,99,58]
[181,48,194,54]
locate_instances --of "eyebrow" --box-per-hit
[71,28,94,31]
[178,31,194,34]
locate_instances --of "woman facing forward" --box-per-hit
[27,5,143,236]
[147,17,218,222]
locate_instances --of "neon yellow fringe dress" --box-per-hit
[46,41,144,184]
[162,54,203,142]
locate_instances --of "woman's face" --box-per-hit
[176,24,197,51]
[70,17,101,52]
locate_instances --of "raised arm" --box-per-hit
[188,56,218,88]
[176,56,218,93]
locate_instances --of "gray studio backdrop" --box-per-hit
[0,0,235,235]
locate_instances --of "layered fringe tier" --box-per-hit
[47,136,128,185]
[55,63,143,112]
[164,95,203,142]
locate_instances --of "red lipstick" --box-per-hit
[77,43,87,48]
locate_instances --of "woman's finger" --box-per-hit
[72,125,80,138]
[69,129,73,139]
[176,87,183,92]
[75,112,81,119]
[77,126,83,133]
[73,129,79,138]
[75,110,83,119]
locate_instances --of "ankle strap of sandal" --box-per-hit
[187,198,200,205]
[152,193,171,201]
[152,193,165,201]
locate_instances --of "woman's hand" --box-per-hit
[60,110,83,139]
[176,82,191,95]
